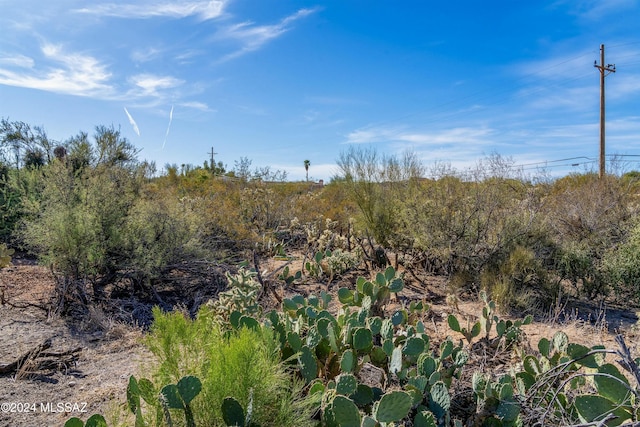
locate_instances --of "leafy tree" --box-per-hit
[337,146,423,249]
[304,159,310,181]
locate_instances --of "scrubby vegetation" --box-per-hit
[2,118,640,426]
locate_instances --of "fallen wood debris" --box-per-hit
[0,338,82,378]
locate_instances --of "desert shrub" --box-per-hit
[482,245,555,313]
[602,221,640,303]
[401,158,548,291]
[0,243,13,268]
[145,307,317,427]
[123,192,206,283]
[22,160,142,280]
[545,173,633,255]
[337,146,423,249]
[554,241,606,298]
[17,126,212,312]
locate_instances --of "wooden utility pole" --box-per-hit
[208,146,218,169]
[594,44,616,179]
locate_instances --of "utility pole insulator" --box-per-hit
[594,44,616,179]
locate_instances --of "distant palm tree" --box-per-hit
[304,159,310,182]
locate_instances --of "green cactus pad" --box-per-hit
[160,384,184,410]
[428,381,450,421]
[537,337,551,357]
[403,336,426,356]
[374,391,412,423]
[523,355,541,376]
[408,375,429,393]
[336,373,358,396]
[299,345,318,383]
[222,396,245,427]
[338,288,355,304]
[381,318,394,340]
[126,375,141,414]
[85,415,108,427]
[370,346,387,366]
[177,375,201,405]
[64,418,84,427]
[418,354,437,377]
[496,399,520,422]
[287,331,303,352]
[388,277,404,293]
[384,266,396,281]
[351,384,374,407]
[574,395,632,426]
[447,315,461,332]
[391,310,406,326]
[306,327,322,349]
[414,410,437,427]
[352,327,374,352]
[361,415,377,427]
[331,395,361,427]
[341,349,357,373]
[362,280,374,297]
[439,339,454,359]
[594,363,631,405]
[367,316,383,336]
[238,315,260,331]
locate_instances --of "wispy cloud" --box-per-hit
[131,47,163,63]
[128,73,184,98]
[346,125,494,147]
[0,54,35,68]
[74,0,228,21]
[215,8,319,62]
[0,43,112,97]
[178,101,213,111]
[553,0,638,21]
[124,107,141,136]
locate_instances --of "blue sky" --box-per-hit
[1,1,639,181]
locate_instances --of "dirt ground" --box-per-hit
[0,265,148,427]
[1,259,639,427]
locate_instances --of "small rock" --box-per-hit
[68,381,76,387]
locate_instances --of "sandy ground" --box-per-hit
[0,265,148,427]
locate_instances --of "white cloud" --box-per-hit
[179,101,212,111]
[0,54,35,68]
[346,125,494,147]
[74,0,228,21]
[216,8,319,62]
[129,73,184,97]
[0,43,112,97]
[555,0,638,21]
[131,47,163,63]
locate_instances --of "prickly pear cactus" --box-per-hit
[374,391,413,423]
[331,395,361,427]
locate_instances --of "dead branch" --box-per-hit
[0,338,52,375]
[0,338,82,378]
[253,251,282,303]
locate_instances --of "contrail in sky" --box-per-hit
[123,107,140,136]
[162,105,174,150]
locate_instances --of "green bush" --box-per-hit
[602,222,640,303]
[482,246,555,313]
[145,307,317,427]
